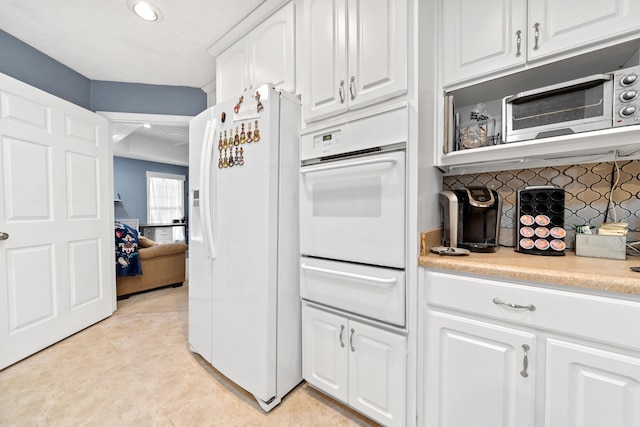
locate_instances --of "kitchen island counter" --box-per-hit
[419,230,640,296]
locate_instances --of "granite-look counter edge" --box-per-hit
[419,229,640,296]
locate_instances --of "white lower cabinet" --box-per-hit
[303,303,406,426]
[425,310,535,427]
[422,270,640,427]
[545,339,640,427]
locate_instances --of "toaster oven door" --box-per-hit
[504,74,613,143]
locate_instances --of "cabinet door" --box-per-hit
[425,310,535,427]
[302,304,348,403]
[250,2,296,94]
[528,0,640,62]
[441,0,527,87]
[301,0,348,122]
[216,38,250,103]
[545,338,640,427]
[346,0,407,109]
[349,320,406,427]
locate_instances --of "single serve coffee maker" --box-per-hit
[439,186,502,253]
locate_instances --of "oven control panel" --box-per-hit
[300,106,407,161]
[313,130,341,152]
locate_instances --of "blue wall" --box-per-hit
[0,29,92,109]
[0,29,207,114]
[91,80,205,116]
[114,157,189,225]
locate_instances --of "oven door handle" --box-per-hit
[300,264,398,287]
[300,157,398,175]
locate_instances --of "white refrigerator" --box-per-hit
[188,84,301,411]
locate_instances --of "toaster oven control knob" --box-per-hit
[620,106,637,118]
[621,74,638,86]
[620,90,638,102]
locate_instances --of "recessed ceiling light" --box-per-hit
[143,123,152,128]
[127,0,163,22]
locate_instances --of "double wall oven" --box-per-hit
[299,106,407,327]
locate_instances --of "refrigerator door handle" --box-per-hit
[200,119,217,259]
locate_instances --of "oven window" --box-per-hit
[312,177,382,217]
[511,83,605,130]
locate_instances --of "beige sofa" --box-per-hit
[116,242,188,298]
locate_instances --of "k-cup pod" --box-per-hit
[520,227,535,238]
[520,215,535,226]
[550,227,566,239]
[535,239,550,250]
[520,238,534,250]
[535,215,550,226]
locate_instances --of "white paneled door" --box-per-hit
[0,73,114,370]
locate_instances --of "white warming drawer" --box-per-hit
[300,257,405,327]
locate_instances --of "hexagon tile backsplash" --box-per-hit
[443,160,640,249]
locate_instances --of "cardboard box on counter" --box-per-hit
[575,234,626,260]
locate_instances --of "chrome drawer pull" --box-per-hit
[339,80,345,104]
[533,22,540,50]
[515,30,522,57]
[520,344,530,377]
[350,328,355,352]
[339,325,345,348]
[493,297,536,311]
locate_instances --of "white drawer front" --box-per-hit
[301,257,405,326]
[426,271,640,350]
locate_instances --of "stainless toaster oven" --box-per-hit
[503,65,640,143]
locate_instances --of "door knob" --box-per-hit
[0,232,8,240]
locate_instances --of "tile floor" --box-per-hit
[0,282,379,426]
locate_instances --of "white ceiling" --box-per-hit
[0,0,265,88]
[0,0,266,164]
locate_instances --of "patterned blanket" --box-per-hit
[115,222,142,277]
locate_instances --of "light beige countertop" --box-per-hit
[419,229,640,296]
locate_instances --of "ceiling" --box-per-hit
[0,0,264,88]
[0,0,265,163]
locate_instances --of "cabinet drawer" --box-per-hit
[301,257,405,327]
[426,271,640,350]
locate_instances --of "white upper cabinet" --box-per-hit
[302,0,348,120]
[217,40,251,103]
[250,3,296,94]
[346,0,407,110]
[442,0,640,88]
[302,0,407,123]
[216,2,295,103]
[528,0,640,61]
[442,0,527,87]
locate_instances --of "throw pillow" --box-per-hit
[139,235,158,248]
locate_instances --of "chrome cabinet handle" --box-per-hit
[493,297,536,311]
[0,232,8,241]
[349,76,356,100]
[521,344,530,377]
[533,23,540,50]
[350,328,355,352]
[339,80,345,104]
[515,30,522,57]
[339,325,345,348]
